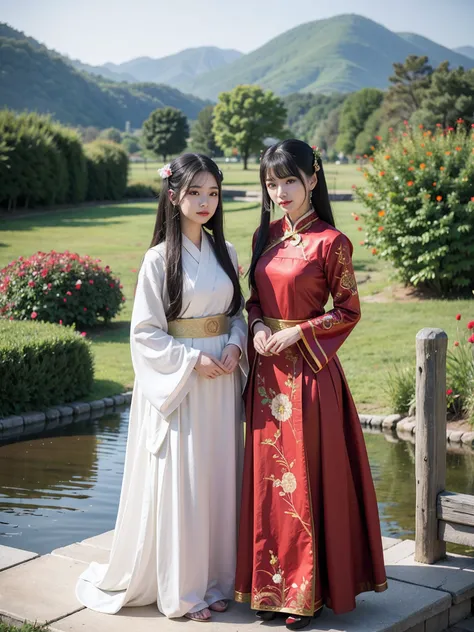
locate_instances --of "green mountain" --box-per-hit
[104,47,243,89]
[0,24,208,128]
[68,58,137,83]
[397,33,474,68]
[454,46,474,60]
[188,14,474,100]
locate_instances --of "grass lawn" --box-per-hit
[129,161,365,194]
[1,200,472,412]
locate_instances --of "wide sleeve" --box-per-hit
[297,233,360,372]
[225,242,248,354]
[245,230,264,333]
[130,249,201,418]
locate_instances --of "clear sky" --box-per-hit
[0,0,473,65]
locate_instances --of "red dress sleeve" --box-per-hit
[297,233,360,372]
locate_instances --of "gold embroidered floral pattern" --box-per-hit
[335,244,358,296]
[252,550,312,612]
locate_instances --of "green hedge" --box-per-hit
[0,110,128,211]
[124,181,160,198]
[0,320,94,417]
[84,140,129,201]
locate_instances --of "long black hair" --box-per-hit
[150,153,242,320]
[249,139,335,289]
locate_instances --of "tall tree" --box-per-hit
[213,85,286,169]
[313,107,342,153]
[336,88,384,155]
[383,55,433,124]
[412,63,474,128]
[142,107,189,162]
[190,105,219,156]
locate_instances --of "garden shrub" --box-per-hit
[84,140,128,201]
[0,320,94,417]
[124,181,160,198]
[0,250,125,328]
[356,122,474,297]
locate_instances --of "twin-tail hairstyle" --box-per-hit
[150,153,242,321]
[249,139,335,290]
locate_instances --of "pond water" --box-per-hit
[1,412,474,555]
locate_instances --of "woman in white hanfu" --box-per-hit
[76,154,248,622]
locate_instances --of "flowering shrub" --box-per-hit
[0,320,93,416]
[0,251,125,328]
[356,122,474,297]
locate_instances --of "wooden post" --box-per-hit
[415,328,447,563]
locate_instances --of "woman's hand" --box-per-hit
[264,326,301,355]
[194,352,227,379]
[221,344,241,373]
[253,322,272,356]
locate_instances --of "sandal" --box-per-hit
[209,600,228,612]
[184,607,212,622]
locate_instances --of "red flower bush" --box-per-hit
[0,251,125,327]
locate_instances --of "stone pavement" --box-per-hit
[1,533,474,632]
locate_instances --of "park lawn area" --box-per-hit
[129,161,365,193]
[1,200,472,413]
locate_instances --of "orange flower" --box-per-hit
[419,163,426,169]
[378,210,385,217]
[440,166,445,171]
[471,197,474,202]
[364,172,369,177]
[385,155,391,160]
[419,124,424,129]
[358,226,362,231]
[407,181,414,186]
[367,193,374,198]
[409,159,414,163]
[378,226,384,232]
[432,182,437,186]
[436,195,442,201]
[379,171,385,176]
[420,143,425,147]
[360,241,365,246]
[408,166,415,171]
[371,248,378,255]
[370,145,375,151]
[445,151,451,155]
[455,146,462,151]
[426,151,432,156]
[369,157,374,162]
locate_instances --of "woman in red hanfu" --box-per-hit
[235,139,387,630]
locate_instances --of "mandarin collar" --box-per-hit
[284,207,317,233]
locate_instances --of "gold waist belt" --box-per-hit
[263,316,307,334]
[168,314,229,338]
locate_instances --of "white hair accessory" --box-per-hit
[158,163,172,178]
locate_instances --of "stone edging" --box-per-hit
[0,392,133,435]
[359,413,474,447]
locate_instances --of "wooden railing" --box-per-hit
[415,328,474,564]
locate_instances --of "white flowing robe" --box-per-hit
[76,232,248,617]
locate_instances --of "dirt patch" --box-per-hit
[362,284,423,303]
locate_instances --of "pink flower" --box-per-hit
[31,311,38,319]
[446,389,453,396]
[75,284,81,290]
[41,269,48,278]
[454,341,459,347]
[456,314,461,321]
[469,334,474,344]
[89,279,94,285]
[59,320,63,325]
[83,307,87,312]
[64,298,67,303]
[467,321,474,330]
[28,280,35,287]
[80,332,87,337]
[66,291,72,296]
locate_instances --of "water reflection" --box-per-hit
[1,412,474,556]
[0,411,127,554]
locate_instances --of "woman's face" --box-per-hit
[171,171,220,226]
[265,168,316,216]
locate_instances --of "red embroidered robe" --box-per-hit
[235,210,387,616]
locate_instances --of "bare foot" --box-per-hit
[184,607,212,621]
[209,600,228,612]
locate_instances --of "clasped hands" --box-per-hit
[253,322,301,356]
[194,344,240,379]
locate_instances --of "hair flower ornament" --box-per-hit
[311,146,322,172]
[158,163,172,179]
